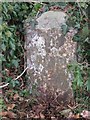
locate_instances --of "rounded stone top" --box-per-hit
[36,11,67,30]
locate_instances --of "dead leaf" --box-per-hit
[0,89,2,94]
[7,90,13,93]
[5,69,10,76]
[34,115,39,119]
[13,93,20,101]
[7,111,16,118]
[0,111,8,117]
[19,96,24,101]
[40,113,45,119]
[7,104,15,111]
[81,110,90,119]
[18,111,26,118]
[60,109,71,117]
[0,111,16,118]
[68,112,74,118]
[74,113,80,119]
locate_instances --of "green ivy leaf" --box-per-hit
[0,53,6,63]
[76,68,83,87]
[5,31,12,37]
[75,23,80,29]
[11,59,19,68]
[10,80,20,88]
[61,24,68,35]
[9,41,15,50]
[3,4,8,13]
[20,89,29,97]
[87,79,90,91]
[1,43,6,51]
[82,26,89,37]
[34,3,42,12]
[6,77,12,82]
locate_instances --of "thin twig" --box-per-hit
[68,104,85,110]
[0,67,29,89]
[77,1,88,19]
[0,83,9,89]
[14,66,29,80]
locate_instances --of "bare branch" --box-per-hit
[0,67,29,89]
[14,67,29,81]
[0,83,9,89]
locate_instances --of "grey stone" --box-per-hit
[36,11,67,30]
[24,11,76,104]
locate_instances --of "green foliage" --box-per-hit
[20,89,30,97]
[68,62,83,90]
[68,62,90,110]
[67,3,89,63]
[1,23,19,68]
[1,2,42,88]
[86,68,90,91]
[0,97,6,112]
[66,3,90,110]
[87,78,90,91]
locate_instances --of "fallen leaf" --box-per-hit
[34,115,39,119]
[0,111,7,117]
[74,113,80,119]
[13,93,20,101]
[68,112,74,118]
[40,113,45,119]
[7,104,15,111]
[0,89,2,94]
[0,111,16,118]
[81,110,90,119]
[5,69,10,76]
[18,111,26,118]
[19,97,24,101]
[60,109,71,117]
[7,111,16,118]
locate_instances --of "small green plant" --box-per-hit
[68,61,90,110]
[0,97,6,112]
[20,89,30,97]
[66,2,90,110]
[68,62,83,90]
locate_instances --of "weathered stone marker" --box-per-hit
[24,11,76,104]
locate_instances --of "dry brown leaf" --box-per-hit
[0,111,8,117]
[0,111,16,118]
[7,111,16,118]
[5,69,10,76]
[74,113,80,119]
[19,97,24,101]
[7,104,15,111]
[40,113,45,119]
[0,89,2,94]
[18,111,26,118]
[34,115,39,119]
[13,93,20,101]
[6,90,13,94]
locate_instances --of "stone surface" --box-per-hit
[24,11,76,104]
[36,11,67,30]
